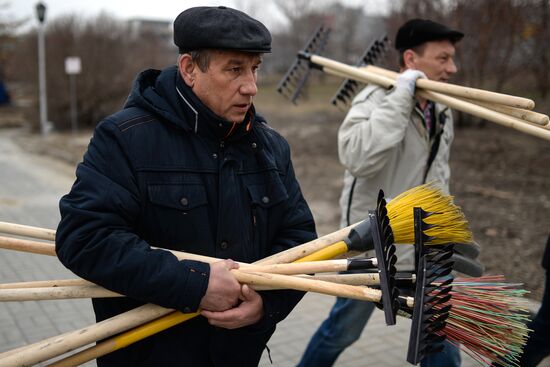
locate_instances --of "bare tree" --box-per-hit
[385,0,544,123]
[0,2,27,81]
[9,11,176,131]
[526,0,550,97]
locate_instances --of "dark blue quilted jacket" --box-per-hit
[56,66,316,366]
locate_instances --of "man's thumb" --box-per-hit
[240,284,252,300]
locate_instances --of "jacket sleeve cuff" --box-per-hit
[178,260,210,313]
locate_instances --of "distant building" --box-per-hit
[127,18,175,50]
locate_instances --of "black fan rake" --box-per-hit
[405,207,455,365]
[277,27,389,108]
[276,25,331,104]
[330,36,389,110]
[368,190,400,325]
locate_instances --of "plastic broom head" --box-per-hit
[387,183,473,245]
[441,276,530,367]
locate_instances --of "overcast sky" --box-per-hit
[6,0,390,31]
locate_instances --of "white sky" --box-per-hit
[5,0,390,31]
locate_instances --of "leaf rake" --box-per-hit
[369,189,400,325]
[330,35,389,110]
[276,25,331,104]
[406,207,455,364]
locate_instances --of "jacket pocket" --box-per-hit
[147,183,208,212]
[245,180,288,209]
[145,183,210,252]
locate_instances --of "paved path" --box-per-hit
[0,129,96,366]
[0,129,546,367]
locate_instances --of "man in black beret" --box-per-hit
[296,19,464,367]
[56,6,316,367]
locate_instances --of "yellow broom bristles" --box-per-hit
[386,183,473,245]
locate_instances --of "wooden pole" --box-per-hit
[311,54,535,109]
[320,62,550,141]
[0,224,364,366]
[0,260,380,302]
[361,65,549,127]
[0,221,56,241]
[0,304,174,365]
[0,279,92,289]
[0,220,359,268]
[0,285,121,301]
[0,236,55,255]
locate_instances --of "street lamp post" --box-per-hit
[35,2,49,135]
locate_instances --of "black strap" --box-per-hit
[346,177,357,226]
[423,110,447,182]
[265,344,273,364]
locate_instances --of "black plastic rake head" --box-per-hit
[276,25,331,104]
[407,207,454,365]
[330,35,389,110]
[369,189,399,325]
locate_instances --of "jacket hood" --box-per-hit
[124,66,189,129]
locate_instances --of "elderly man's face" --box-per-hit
[188,50,261,123]
[409,39,457,82]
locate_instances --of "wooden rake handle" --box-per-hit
[0,221,56,241]
[0,273,383,291]
[363,65,549,127]
[319,59,550,141]
[0,221,368,366]
[0,219,361,266]
[0,235,371,277]
[0,271,382,302]
[310,54,535,109]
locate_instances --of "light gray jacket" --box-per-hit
[338,84,454,264]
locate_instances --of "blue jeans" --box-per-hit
[296,297,461,367]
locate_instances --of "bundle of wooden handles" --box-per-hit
[0,220,391,367]
[310,54,550,141]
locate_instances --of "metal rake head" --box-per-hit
[369,189,399,325]
[276,25,331,104]
[406,207,454,365]
[330,35,389,110]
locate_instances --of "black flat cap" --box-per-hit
[395,19,463,51]
[174,6,271,53]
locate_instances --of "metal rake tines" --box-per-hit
[413,207,439,269]
[407,208,454,365]
[369,189,399,325]
[406,255,453,365]
[377,189,398,294]
[276,25,331,104]
[330,35,389,109]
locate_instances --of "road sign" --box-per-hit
[65,57,81,75]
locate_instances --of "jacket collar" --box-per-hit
[175,73,254,142]
[126,66,255,143]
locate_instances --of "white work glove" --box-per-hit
[395,69,426,96]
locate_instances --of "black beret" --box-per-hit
[395,19,464,51]
[174,6,271,53]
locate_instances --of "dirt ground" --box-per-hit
[3,81,549,301]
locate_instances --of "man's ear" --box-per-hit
[178,54,196,87]
[402,49,416,69]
